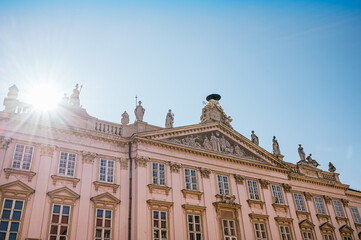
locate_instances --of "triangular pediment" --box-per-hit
[299,219,315,229]
[320,222,335,232]
[339,225,354,234]
[47,187,80,200]
[91,192,120,205]
[0,180,34,196]
[136,122,288,169]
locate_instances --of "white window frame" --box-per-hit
[0,198,24,240]
[350,207,361,224]
[94,208,112,240]
[332,200,345,217]
[279,225,292,240]
[271,184,284,204]
[11,143,34,170]
[323,234,334,240]
[217,174,230,195]
[99,159,114,183]
[293,193,306,211]
[184,168,198,191]
[254,222,267,240]
[314,196,326,214]
[58,152,77,177]
[152,210,168,240]
[302,231,313,240]
[247,180,260,200]
[48,204,71,240]
[187,214,202,240]
[222,219,237,240]
[152,162,166,186]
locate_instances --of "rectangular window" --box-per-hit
[222,219,237,240]
[342,237,352,240]
[271,185,284,204]
[0,199,24,240]
[95,209,112,240]
[217,174,230,195]
[314,196,326,214]
[350,207,361,224]
[279,225,292,240]
[302,231,313,240]
[187,214,202,240]
[254,222,267,240]
[152,162,166,186]
[247,180,260,200]
[99,159,114,183]
[323,234,333,240]
[293,193,306,212]
[11,143,34,170]
[58,152,76,177]
[332,200,345,217]
[49,204,71,240]
[184,168,198,191]
[152,210,168,240]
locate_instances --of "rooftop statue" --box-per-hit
[69,84,82,107]
[134,101,145,122]
[328,162,336,173]
[306,154,319,167]
[121,111,129,125]
[3,85,19,113]
[251,131,259,145]
[200,94,232,128]
[298,144,306,161]
[165,109,174,128]
[272,136,281,156]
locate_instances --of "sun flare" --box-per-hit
[28,84,62,110]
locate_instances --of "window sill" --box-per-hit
[247,199,265,209]
[335,216,348,224]
[51,175,80,188]
[272,203,289,212]
[355,222,361,228]
[4,168,36,182]
[93,181,119,193]
[147,184,171,195]
[296,211,310,218]
[181,189,203,200]
[316,213,330,222]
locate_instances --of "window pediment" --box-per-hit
[0,180,34,198]
[299,219,315,231]
[320,222,335,233]
[339,225,354,235]
[91,192,120,208]
[47,187,80,204]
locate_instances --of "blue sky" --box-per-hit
[0,0,360,189]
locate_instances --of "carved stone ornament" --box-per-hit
[119,158,128,170]
[234,174,245,184]
[163,131,264,163]
[199,168,211,178]
[216,194,236,204]
[323,195,332,204]
[341,199,349,207]
[259,179,269,189]
[200,97,232,127]
[40,144,55,157]
[303,192,313,201]
[168,162,181,173]
[0,137,12,149]
[81,151,97,164]
[134,156,149,168]
[282,183,292,193]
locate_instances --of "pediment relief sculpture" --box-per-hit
[163,131,265,163]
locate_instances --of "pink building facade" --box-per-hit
[0,85,360,240]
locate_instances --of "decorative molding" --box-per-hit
[119,158,129,170]
[182,204,206,212]
[51,175,80,188]
[47,187,80,205]
[339,225,354,236]
[258,179,269,189]
[296,211,310,219]
[81,151,97,164]
[213,201,241,211]
[323,195,332,204]
[146,199,173,209]
[274,217,293,224]
[0,137,12,149]
[282,183,292,193]
[169,162,181,173]
[335,216,348,225]
[299,219,315,231]
[90,192,120,208]
[147,184,171,195]
[320,222,335,233]
[341,199,349,207]
[215,194,237,204]
[304,192,313,201]
[134,156,149,168]
[93,181,119,193]
[247,199,265,209]
[234,174,244,184]
[181,189,203,200]
[249,213,269,222]
[199,168,211,178]
[272,203,289,212]
[40,144,55,157]
[316,213,330,222]
[0,180,35,199]
[4,168,36,182]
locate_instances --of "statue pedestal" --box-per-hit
[276,154,284,161]
[134,121,148,133]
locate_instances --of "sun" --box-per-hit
[28,84,62,110]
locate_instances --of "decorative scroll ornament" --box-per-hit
[168,162,181,173]
[303,192,313,201]
[119,158,129,169]
[200,98,232,127]
[81,151,97,164]
[341,199,349,207]
[282,183,292,193]
[323,195,332,204]
[134,156,149,168]
[259,179,269,189]
[234,174,245,184]
[199,168,211,178]
[40,144,55,157]
[220,194,236,204]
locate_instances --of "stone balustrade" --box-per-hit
[94,120,122,136]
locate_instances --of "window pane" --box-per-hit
[0,221,9,231]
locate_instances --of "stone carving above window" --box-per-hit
[163,131,264,162]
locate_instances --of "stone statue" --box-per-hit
[272,136,281,156]
[134,101,145,122]
[306,154,319,167]
[328,162,336,172]
[234,145,244,157]
[210,133,220,152]
[69,84,82,107]
[165,109,174,128]
[121,111,129,125]
[203,136,212,151]
[251,131,259,145]
[298,144,306,161]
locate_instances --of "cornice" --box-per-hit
[288,173,349,190]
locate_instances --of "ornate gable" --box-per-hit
[91,192,120,208]
[299,219,315,231]
[320,222,335,233]
[47,187,80,204]
[339,225,354,235]
[0,180,35,199]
